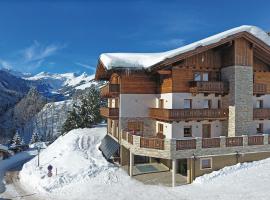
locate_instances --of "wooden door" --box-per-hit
[202,124,211,138]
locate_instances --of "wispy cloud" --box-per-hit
[22,41,65,63]
[0,41,66,72]
[75,62,96,70]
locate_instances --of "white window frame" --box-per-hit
[200,157,212,170]
[203,99,210,109]
[194,72,201,81]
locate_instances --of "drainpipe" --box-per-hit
[235,151,241,163]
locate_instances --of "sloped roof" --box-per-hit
[99,25,270,70]
[0,144,9,152]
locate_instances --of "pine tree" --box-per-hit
[11,131,22,147]
[30,131,40,144]
[61,86,101,134]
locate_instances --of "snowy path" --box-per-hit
[0,150,37,199]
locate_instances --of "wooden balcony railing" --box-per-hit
[100,107,119,119]
[189,81,229,94]
[121,132,269,155]
[100,84,120,98]
[254,108,270,120]
[140,137,164,150]
[202,138,221,148]
[176,139,196,150]
[226,137,243,147]
[149,108,229,121]
[248,135,264,145]
[253,83,267,95]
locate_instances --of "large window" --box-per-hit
[184,126,192,137]
[194,72,209,81]
[184,99,192,109]
[256,100,263,108]
[194,72,201,81]
[203,99,211,109]
[200,158,212,170]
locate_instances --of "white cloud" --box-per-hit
[0,59,12,69]
[75,62,96,70]
[23,41,65,62]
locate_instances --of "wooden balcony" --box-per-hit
[149,108,229,121]
[100,84,120,98]
[253,108,270,120]
[189,81,229,95]
[253,83,267,95]
[99,107,119,119]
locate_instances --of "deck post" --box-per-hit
[172,159,176,187]
[129,151,134,177]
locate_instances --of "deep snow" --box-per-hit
[100,25,270,70]
[19,126,270,200]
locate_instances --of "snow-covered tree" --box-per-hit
[11,131,22,147]
[30,131,40,144]
[61,86,101,134]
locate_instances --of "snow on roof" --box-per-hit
[100,25,270,70]
[0,144,9,152]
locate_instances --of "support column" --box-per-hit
[172,159,176,187]
[129,151,134,177]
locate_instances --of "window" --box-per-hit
[158,123,164,133]
[257,123,263,134]
[115,98,119,108]
[158,99,164,108]
[200,158,212,170]
[217,100,221,109]
[203,99,211,109]
[202,73,209,81]
[184,126,192,137]
[194,72,201,81]
[256,100,263,108]
[184,99,192,109]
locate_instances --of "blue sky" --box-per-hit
[0,0,269,75]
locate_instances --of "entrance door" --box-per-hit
[178,159,187,176]
[202,124,211,138]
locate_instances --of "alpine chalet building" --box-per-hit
[96,25,270,186]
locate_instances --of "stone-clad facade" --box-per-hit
[221,65,256,136]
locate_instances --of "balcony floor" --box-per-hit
[122,163,187,186]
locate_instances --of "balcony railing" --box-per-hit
[149,108,229,121]
[100,84,120,98]
[253,83,267,95]
[121,132,270,156]
[253,108,270,120]
[100,107,119,119]
[189,81,229,95]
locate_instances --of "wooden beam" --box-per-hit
[157,70,172,75]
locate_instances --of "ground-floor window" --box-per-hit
[200,157,212,170]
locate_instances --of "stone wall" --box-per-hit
[221,65,256,136]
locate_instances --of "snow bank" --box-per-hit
[29,142,48,149]
[100,25,270,69]
[19,126,270,200]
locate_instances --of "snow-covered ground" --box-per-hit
[18,125,270,200]
[0,149,37,194]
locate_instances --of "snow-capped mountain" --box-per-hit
[23,72,100,98]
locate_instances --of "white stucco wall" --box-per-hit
[156,120,222,139]
[120,94,157,117]
[156,93,221,109]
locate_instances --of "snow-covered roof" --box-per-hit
[100,25,270,70]
[0,144,9,152]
